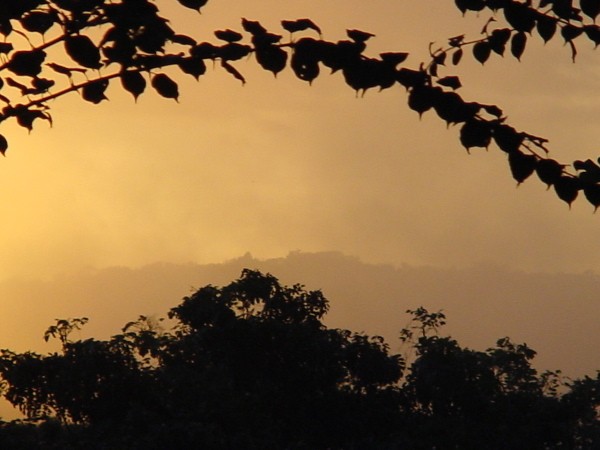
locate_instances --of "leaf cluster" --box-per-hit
[0,0,598,211]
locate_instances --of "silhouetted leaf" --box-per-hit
[408,85,438,117]
[493,124,523,153]
[561,25,584,43]
[437,76,462,90]
[452,48,463,65]
[473,41,491,64]
[346,29,375,43]
[396,68,428,89]
[584,25,600,48]
[177,0,207,12]
[504,1,536,33]
[489,28,512,55]
[554,176,580,207]
[151,74,179,101]
[178,57,207,80]
[0,134,7,156]
[121,71,146,101]
[433,91,478,125]
[7,50,46,76]
[214,29,243,43]
[510,32,527,61]
[536,14,557,43]
[281,19,322,36]
[460,119,492,150]
[536,159,564,187]
[508,150,537,184]
[82,79,109,104]
[170,34,197,47]
[581,0,600,21]
[221,60,246,84]
[219,43,252,61]
[380,52,409,66]
[65,35,102,69]
[481,104,503,118]
[20,11,57,35]
[455,0,486,13]
[583,183,600,212]
[256,45,288,77]
[242,18,267,35]
[0,42,13,55]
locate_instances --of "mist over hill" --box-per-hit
[1,251,598,380]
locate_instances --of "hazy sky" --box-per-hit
[0,0,599,418]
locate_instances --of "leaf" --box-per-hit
[214,29,243,43]
[436,76,462,90]
[379,52,409,66]
[583,183,600,212]
[508,150,537,184]
[408,85,438,118]
[432,91,478,125]
[177,0,208,12]
[561,25,584,43]
[481,104,503,118]
[536,159,564,187]
[584,25,600,48]
[473,41,491,64]
[255,45,288,77]
[504,1,537,33]
[82,79,109,104]
[581,0,600,21]
[510,31,527,61]
[536,14,557,44]
[170,34,197,47]
[281,19,322,36]
[396,68,428,89]
[218,43,251,62]
[221,60,246,85]
[65,35,102,69]
[454,0,486,13]
[0,134,7,156]
[460,119,492,150]
[493,124,523,153]
[488,28,512,56]
[7,50,46,76]
[242,18,267,35]
[178,56,207,80]
[553,176,580,207]
[346,29,375,43]
[452,48,463,65]
[121,71,146,101]
[20,11,57,35]
[151,73,179,101]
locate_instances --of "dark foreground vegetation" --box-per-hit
[0,270,598,449]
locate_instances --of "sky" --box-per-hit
[0,0,598,279]
[0,0,599,416]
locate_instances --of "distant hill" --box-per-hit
[1,251,598,380]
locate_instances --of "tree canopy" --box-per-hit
[0,0,598,208]
[0,270,599,448]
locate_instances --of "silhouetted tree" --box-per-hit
[0,1,598,208]
[0,270,599,448]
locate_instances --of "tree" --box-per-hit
[0,1,598,208]
[0,270,405,449]
[0,271,599,448]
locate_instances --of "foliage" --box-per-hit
[0,270,599,448]
[0,1,598,209]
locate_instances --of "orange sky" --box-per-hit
[1,1,599,280]
[0,0,599,419]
